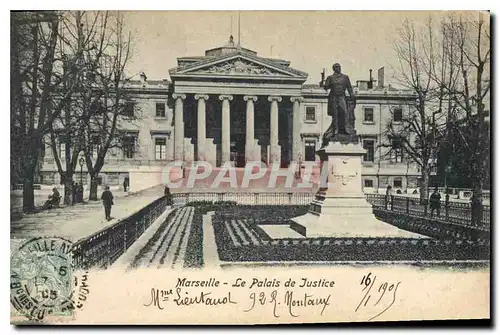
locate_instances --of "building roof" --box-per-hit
[169,36,308,80]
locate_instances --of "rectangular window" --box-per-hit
[363,139,375,162]
[364,179,374,188]
[97,176,103,186]
[393,178,403,188]
[364,108,374,122]
[391,137,404,163]
[156,103,166,117]
[122,136,135,159]
[305,106,316,122]
[304,140,316,161]
[393,108,403,122]
[58,134,66,159]
[124,102,135,118]
[155,137,167,160]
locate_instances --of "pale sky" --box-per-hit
[122,11,480,85]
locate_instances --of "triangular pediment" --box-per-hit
[170,53,308,80]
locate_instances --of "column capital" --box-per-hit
[219,94,234,101]
[172,93,186,100]
[243,95,258,102]
[290,96,304,103]
[268,95,282,102]
[194,94,209,101]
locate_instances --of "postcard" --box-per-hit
[10,10,490,324]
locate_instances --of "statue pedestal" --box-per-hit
[290,142,417,238]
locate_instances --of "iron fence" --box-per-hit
[172,192,490,228]
[71,191,490,269]
[171,192,314,206]
[72,195,169,269]
[365,193,490,229]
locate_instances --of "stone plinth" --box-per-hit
[290,142,424,238]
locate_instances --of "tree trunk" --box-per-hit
[89,175,98,201]
[22,174,35,213]
[63,176,74,205]
[22,150,39,212]
[470,168,483,226]
[419,169,429,206]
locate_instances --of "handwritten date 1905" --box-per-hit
[355,272,401,321]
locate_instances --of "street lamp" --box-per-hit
[79,157,85,185]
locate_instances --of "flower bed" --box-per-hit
[216,238,490,262]
[210,204,490,263]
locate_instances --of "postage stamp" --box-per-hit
[10,237,75,321]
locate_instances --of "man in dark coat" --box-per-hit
[164,185,173,206]
[385,185,393,210]
[101,186,114,221]
[123,178,128,192]
[429,187,441,218]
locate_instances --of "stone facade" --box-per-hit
[40,39,420,193]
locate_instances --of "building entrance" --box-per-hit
[230,134,246,167]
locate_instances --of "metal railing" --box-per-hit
[171,192,489,228]
[171,192,314,206]
[366,193,490,229]
[72,195,169,269]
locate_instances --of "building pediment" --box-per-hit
[170,52,308,81]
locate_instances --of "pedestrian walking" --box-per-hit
[101,186,114,221]
[430,187,441,218]
[123,178,129,192]
[385,185,393,210]
[164,185,173,206]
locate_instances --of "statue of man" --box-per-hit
[320,63,357,147]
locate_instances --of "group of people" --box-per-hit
[42,187,61,210]
[42,182,83,210]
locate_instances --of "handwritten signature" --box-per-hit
[143,288,173,310]
[355,272,401,321]
[244,290,331,318]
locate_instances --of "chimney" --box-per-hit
[378,67,385,87]
[368,69,373,89]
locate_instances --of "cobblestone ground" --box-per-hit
[10,185,164,241]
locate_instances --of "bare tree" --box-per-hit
[11,11,81,212]
[46,11,137,203]
[384,18,447,204]
[434,13,491,225]
[47,11,115,205]
[78,12,135,201]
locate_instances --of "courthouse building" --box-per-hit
[41,37,420,193]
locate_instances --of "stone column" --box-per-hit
[290,97,303,162]
[173,93,186,161]
[268,95,282,163]
[219,95,233,164]
[194,94,209,161]
[243,95,258,163]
